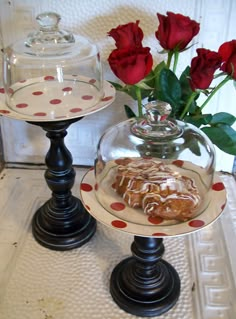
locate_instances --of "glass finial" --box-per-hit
[131,100,183,139]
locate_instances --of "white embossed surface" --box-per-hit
[1,0,236,171]
[0,168,235,318]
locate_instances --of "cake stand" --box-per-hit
[80,168,226,317]
[0,79,115,251]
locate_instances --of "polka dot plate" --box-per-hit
[80,168,227,237]
[0,76,115,122]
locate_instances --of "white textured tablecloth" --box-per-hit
[0,168,235,319]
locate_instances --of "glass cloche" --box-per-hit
[95,100,215,224]
[3,12,103,120]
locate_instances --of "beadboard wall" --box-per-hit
[0,0,235,171]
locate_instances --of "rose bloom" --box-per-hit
[108,47,153,85]
[218,40,236,79]
[155,11,200,51]
[189,48,222,91]
[108,21,144,49]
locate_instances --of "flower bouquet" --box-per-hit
[107,12,236,155]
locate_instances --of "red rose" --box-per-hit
[155,12,200,51]
[218,40,236,79]
[108,47,153,85]
[189,48,222,90]
[108,21,144,49]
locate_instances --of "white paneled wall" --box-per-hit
[0,0,235,171]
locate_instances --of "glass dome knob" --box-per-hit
[145,100,171,122]
[131,100,183,139]
[36,12,61,30]
[25,12,75,47]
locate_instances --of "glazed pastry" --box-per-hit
[113,158,201,221]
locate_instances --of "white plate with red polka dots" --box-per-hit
[0,76,115,122]
[80,168,227,237]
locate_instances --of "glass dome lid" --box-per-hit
[3,12,103,120]
[95,100,215,224]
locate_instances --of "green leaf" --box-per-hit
[177,66,200,117]
[108,81,124,91]
[124,105,137,118]
[189,141,201,156]
[136,82,153,90]
[188,95,200,114]
[210,112,236,126]
[154,68,182,111]
[184,131,201,156]
[153,61,167,75]
[142,70,156,83]
[201,124,236,155]
[179,66,191,96]
[121,85,137,100]
[185,114,212,128]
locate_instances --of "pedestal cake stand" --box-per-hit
[0,79,115,251]
[80,168,226,317]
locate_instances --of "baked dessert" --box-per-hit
[113,158,201,221]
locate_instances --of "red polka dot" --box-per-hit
[50,99,62,105]
[89,79,96,84]
[212,182,225,191]
[101,96,113,102]
[80,183,93,192]
[188,220,205,228]
[62,87,72,92]
[19,80,26,83]
[95,183,98,191]
[0,110,10,114]
[110,202,126,211]
[172,160,184,167]
[44,76,55,81]
[82,95,93,100]
[89,167,94,171]
[70,108,82,113]
[33,112,47,116]
[85,205,90,211]
[32,91,43,95]
[111,220,127,228]
[0,88,5,94]
[148,216,164,225]
[152,232,168,236]
[8,88,14,94]
[16,103,28,108]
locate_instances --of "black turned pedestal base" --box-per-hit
[110,236,180,317]
[29,118,96,251]
[32,195,96,250]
